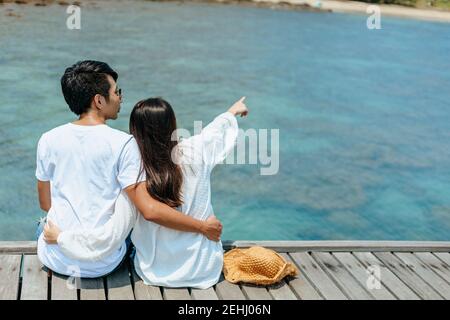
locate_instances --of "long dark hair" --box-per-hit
[130,97,183,208]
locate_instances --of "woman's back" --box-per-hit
[132,111,239,289]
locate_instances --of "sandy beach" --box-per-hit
[1,0,450,22]
[254,0,450,22]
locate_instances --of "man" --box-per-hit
[36,60,222,278]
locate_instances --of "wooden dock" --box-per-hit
[1,241,450,300]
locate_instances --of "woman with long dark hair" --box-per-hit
[44,96,248,288]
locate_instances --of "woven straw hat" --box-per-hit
[223,246,299,285]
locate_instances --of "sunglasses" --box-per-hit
[115,86,122,97]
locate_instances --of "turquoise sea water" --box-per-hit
[1,1,450,241]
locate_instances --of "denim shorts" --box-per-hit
[35,217,46,240]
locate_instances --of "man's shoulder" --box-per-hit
[102,127,135,153]
[104,126,133,141]
[39,123,71,141]
[40,124,132,142]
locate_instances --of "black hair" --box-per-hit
[60,60,118,115]
[130,98,183,208]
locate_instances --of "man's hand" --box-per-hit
[228,96,248,117]
[201,215,223,242]
[43,219,61,244]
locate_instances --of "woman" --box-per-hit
[44,96,248,288]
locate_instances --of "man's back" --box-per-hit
[36,123,142,278]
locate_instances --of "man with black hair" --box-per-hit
[36,60,222,278]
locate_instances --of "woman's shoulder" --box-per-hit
[175,135,207,167]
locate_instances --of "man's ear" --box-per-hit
[93,94,104,110]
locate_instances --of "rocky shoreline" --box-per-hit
[1,0,449,22]
[0,0,324,11]
[0,0,80,5]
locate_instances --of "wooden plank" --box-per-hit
[106,262,134,300]
[162,287,191,300]
[353,252,420,300]
[289,252,347,300]
[281,253,322,300]
[433,252,450,267]
[79,278,106,300]
[215,275,246,300]
[130,268,162,300]
[0,241,37,254]
[267,280,298,300]
[261,253,297,300]
[373,252,442,300]
[394,252,450,299]
[311,252,374,300]
[191,287,220,300]
[0,255,21,300]
[240,284,272,300]
[223,241,450,252]
[414,252,450,284]
[21,255,48,300]
[51,272,78,300]
[332,252,396,300]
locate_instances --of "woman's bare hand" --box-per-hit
[228,96,248,117]
[201,215,223,242]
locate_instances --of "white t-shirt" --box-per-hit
[36,123,144,278]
